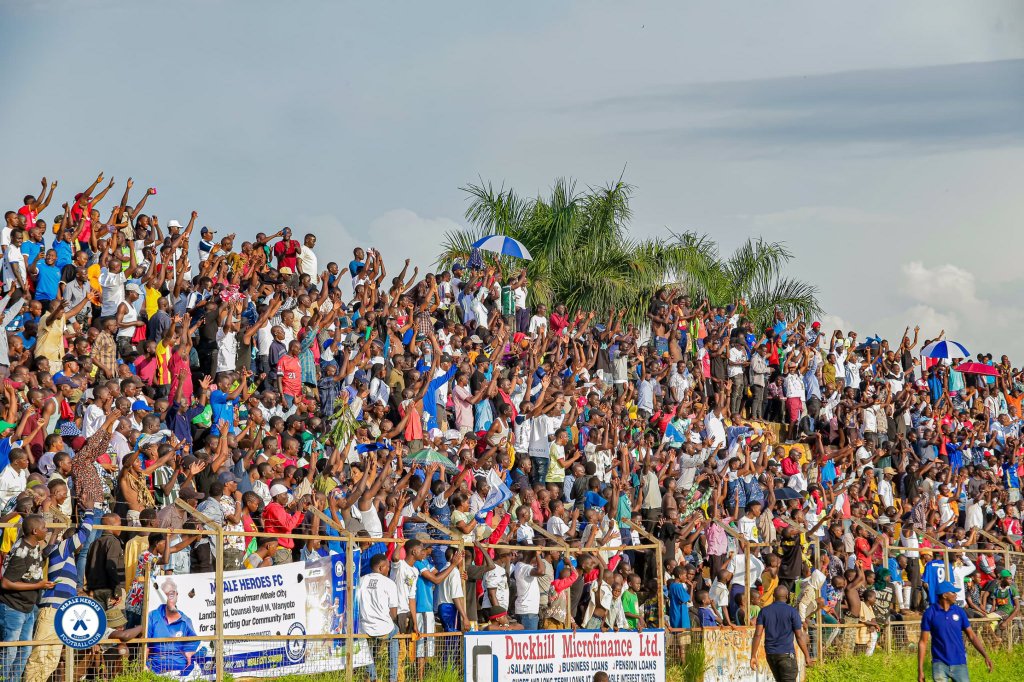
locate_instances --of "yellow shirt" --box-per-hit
[145,286,161,320]
[124,534,148,592]
[1,515,21,553]
[36,312,66,365]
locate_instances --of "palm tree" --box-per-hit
[436,177,821,328]
[678,237,822,330]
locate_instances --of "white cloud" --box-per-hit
[901,261,985,315]
[902,305,960,340]
[819,313,851,333]
[896,261,1022,356]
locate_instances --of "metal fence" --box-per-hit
[4,507,1024,681]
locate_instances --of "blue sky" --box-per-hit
[3,1,1023,354]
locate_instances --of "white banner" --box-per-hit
[464,629,665,682]
[143,555,369,678]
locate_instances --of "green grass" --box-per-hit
[806,647,1024,682]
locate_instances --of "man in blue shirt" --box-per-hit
[409,540,457,679]
[667,566,691,629]
[922,552,948,605]
[919,581,992,682]
[750,585,812,682]
[32,250,62,301]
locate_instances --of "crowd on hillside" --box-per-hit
[0,174,1021,681]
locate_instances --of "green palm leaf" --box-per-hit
[434,177,822,329]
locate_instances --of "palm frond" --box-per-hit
[723,238,793,296]
[745,277,823,330]
[442,176,822,330]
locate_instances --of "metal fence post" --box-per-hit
[345,533,355,682]
[215,526,225,682]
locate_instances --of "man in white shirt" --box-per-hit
[511,553,542,630]
[297,233,318,278]
[98,260,128,318]
[878,468,896,509]
[2,229,28,296]
[704,404,727,454]
[528,304,548,336]
[390,544,420,634]
[436,548,467,632]
[358,553,400,682]
[727,339,749,415]
[481,552,513,620]
[0,448,29,510]
[528,406,564,483]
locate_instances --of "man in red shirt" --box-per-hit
[19,177,57,228]
[262,483,308,564]
[273,226,300,273]
[277,340,302,408]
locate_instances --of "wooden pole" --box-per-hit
[529,521,569,548]
[345,533,355,682]
[745,548,751,626]
[141,562,152,671]
[64,646,73,682]
[654,541,665,629]
[215,525,225,682]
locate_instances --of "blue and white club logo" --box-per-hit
[55,596,107,649]
[285,622,307,663]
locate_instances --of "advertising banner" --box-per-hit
[144,554,369,678]
[464,629,665,682]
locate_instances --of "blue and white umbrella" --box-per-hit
[921,339,970,360]
[471,234,532,260]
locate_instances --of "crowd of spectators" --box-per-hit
[0,174,1020,681]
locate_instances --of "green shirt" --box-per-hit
[622,590,640,628]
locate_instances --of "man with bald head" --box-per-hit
[750,584,812,682]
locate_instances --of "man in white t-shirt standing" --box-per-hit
[359,553,400,682]
[481,551,513,623]
[2,228,28,300]
[511,552,542,630]
[727,338,749,416]
[391,540,421,643]
[297,233,318,278]
[98,258,128,318]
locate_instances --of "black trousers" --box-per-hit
[765,652,799,682]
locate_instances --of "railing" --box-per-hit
[0,509,662,681]
[5,508,1024,681]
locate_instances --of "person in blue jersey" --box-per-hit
[918,582,992,682]
[23,494,103,682]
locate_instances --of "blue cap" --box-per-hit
[936,581,958,596]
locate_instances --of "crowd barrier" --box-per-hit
[2,502,1023,682]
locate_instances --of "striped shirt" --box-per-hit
[40,506,100,608]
